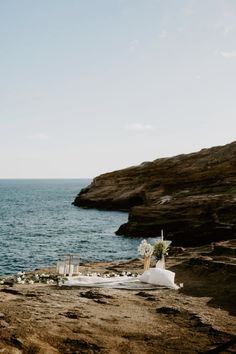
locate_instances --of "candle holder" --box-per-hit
[57,253,80,276]
[143,256,151,271]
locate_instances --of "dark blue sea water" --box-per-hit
[0,179,144,276]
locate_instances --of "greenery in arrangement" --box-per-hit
[152,240,169,261]
[0,271,140,287]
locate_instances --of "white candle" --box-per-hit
[68,264,74,276]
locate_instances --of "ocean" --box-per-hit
[0,179,145,276]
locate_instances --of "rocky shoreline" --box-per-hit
[73,141,236,246]
[0,241,235,353]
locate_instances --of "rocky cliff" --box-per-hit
[73,141,236,246]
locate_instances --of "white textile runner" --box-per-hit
[63,270,179,290]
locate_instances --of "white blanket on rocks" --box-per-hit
[63,269,179,290]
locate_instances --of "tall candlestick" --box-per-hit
[161,229,164,241]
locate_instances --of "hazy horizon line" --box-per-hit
[0,177,92,180]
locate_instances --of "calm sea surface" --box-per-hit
[0,179,146,275]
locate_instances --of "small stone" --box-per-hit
[0,320,9,328]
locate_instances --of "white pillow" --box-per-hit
[139,268,179,289]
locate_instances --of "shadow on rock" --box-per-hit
[170,258,236,316]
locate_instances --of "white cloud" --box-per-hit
[223,25,234,35]
[216,23,235,36]
[182,0,197,17]
[159,30,168,39]
[220,51,236,58]
[182,5,195,16]
[129,39,139,52]
[126,123,154,131]
[27,133,50,140]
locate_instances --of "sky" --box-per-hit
[0,0,236,178]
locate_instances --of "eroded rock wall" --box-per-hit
[73,141,236,246]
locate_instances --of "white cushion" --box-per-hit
[138,268,179,289]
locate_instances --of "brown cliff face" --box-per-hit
[73,141,236,246]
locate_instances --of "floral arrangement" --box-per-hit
[0,271,140,287]
[137,239,154,258]
[138,239,169,261]
[152,240,169,261]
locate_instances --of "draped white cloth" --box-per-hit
[64,275,133,287]
[63,269,179,290]
[138,268,179,289]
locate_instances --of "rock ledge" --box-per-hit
[73,141,236,246]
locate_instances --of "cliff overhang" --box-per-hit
[73,141,236,246]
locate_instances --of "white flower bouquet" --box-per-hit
[138,240,154,271]
[137,239,154,257]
